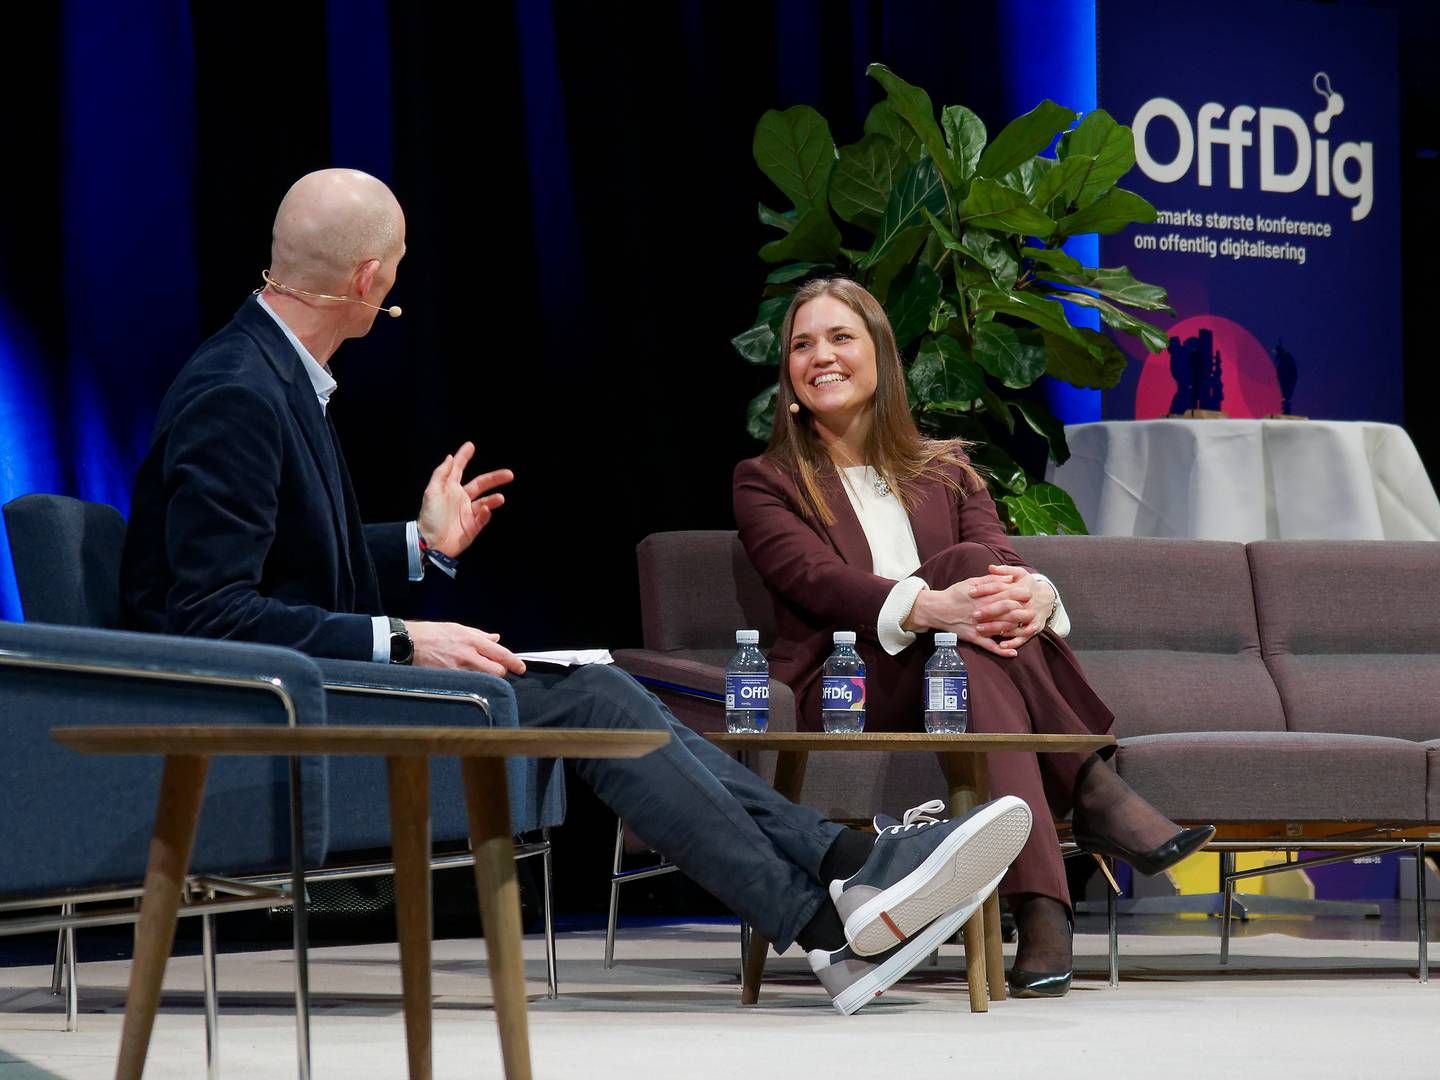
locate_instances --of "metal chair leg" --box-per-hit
[604,819,625,969]
[1106,856,1119,988]
[62,905,78,1031]
[541,828,558,999]
[201,888,219,1080]
[50,924,65,997]
[1418,843,1429,985]
[1219,851,1235,966]
[286,758,312,1080]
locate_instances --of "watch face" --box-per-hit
[391,630,413,664]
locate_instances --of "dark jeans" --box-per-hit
[510,664,842,949]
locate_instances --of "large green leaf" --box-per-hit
[1013,398,1071,466]
[971,441,1026,492]
[746,383,779,441]
[865,229,926,303]
[858,157,946,269]
[941,104,987,183]
[922,207,962,250]
[999,156,1056,198]
[976,99,1076,180]
[916,406,988,443]
[886,264,942,349]
[957,178,1056,237]
[972,322,1048,388]
[1054,187,1156,237]
[829,134,909,230]
[1021,246,1083,275]
[759,206,842,263]
[977,384,1016,435]
[765,262,822,284]
[958,227,1019,291]
[1038,265,1173,312]
[1001,482,1088,535]
[1042,328,1128,389]
[758,203,796,233]
[866,64,962,189]
[1045,288,1168,353]
[753,105,836,210]
[731,295,790,364]
[908,334,985,405]
[863,100,921,161]
[972,286,1082,342]
[1057,110,1136,207]
[1030,155,1093,213]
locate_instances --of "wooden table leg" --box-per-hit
[461,758,531,1080]
[387,757,433,1080]
[938,752,1005,1011]
[739,749,809,1006]
[982,890,1005,1000]
[117,754,210,1080]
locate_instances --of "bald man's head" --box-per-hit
[269,169,404,292]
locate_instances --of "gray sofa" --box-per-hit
[614,531,1438,973]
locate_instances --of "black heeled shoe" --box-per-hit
[1006,904,1072,998]
[1006,968,1072,998]
[1071,806,1216,876]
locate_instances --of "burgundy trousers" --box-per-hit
[858,543,1115,910]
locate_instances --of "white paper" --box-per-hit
[515,649,614,667]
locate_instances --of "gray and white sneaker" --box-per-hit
[810,871,1005,1016]
[834,795,1032,956]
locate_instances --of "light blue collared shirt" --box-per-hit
[257,294,424,662]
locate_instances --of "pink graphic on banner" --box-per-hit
[1134,315,1284,419]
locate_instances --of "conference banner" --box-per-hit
[1097,0,1400,421]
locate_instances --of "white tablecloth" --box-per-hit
[1049,420,1440,541]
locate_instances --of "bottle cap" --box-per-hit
[735,630,760,644]
[833,630,857,645]
[935,632,958,646]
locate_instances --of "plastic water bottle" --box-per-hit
[821,631,866,733]
[725,630,769,733]
[924,632,969,734]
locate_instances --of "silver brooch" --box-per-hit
[873,475,892,498]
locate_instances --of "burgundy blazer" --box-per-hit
[732,453,1032,727]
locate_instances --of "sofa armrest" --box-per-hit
[314,658,517,727]
[0,620,325,723]
[0,621,329,892]
[613,648,797,732]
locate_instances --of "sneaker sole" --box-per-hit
[841,797,1032,957]
[829,871,1005,1016]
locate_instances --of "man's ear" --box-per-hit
[354,258,381,299]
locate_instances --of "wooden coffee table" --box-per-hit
[53,725,669,1080]
[706,731,1114,1012]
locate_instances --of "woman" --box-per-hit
[732,277,1212,996]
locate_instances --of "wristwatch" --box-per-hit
[388,617,414,665]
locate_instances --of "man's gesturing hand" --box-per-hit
[416,441,514,558]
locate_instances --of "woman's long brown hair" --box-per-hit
[765,277,981,525]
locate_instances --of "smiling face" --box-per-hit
[786,294,879,428]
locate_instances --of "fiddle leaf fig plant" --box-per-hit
[736,64,1175,535]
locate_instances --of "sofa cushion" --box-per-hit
[1014,537,1286,738]
[1248,541,1440,741]
[1114,731,1429,822]
[1013,536,1261,653]
[1075,651,1285,738]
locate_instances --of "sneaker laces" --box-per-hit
[893,799,947,831]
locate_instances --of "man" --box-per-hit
[120,169,1030,1014]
